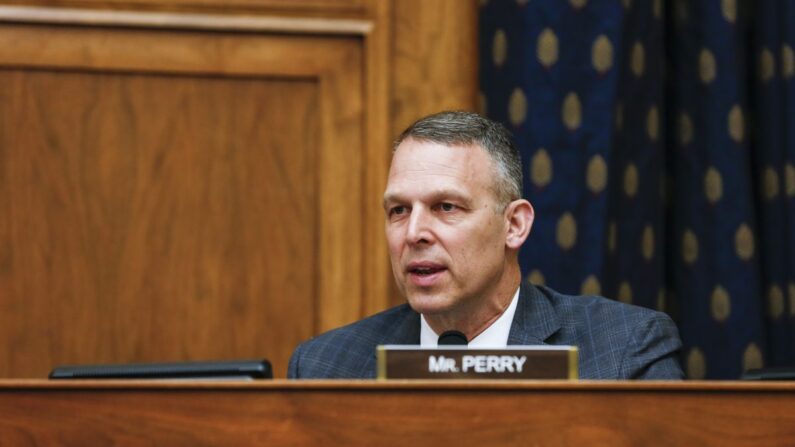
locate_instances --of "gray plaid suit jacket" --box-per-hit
[287,285,684,379]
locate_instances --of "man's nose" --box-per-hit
[406,207,434,245]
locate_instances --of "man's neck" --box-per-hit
[423,267,521,340]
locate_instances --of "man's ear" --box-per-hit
[504,199,534,250]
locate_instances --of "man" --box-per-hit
[288,111,683,379]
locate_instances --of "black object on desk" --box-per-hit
[49,359,272,380]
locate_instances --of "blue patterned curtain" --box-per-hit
[479,0,795,379]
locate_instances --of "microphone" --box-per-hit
[438,330,468,346]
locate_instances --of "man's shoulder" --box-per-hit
[534,284,668,324]
[288,303,417,379]
[307,303,414,345]
[527,284,683,379]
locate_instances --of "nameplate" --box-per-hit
[376,345,578,380]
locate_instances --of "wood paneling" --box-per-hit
[0,5,374,33]
[0,20,365,378]
[1,69,320,376]
[4,0,371,17]
[0,1,477,378]
[361,0,391,315]
[391,0,479,134]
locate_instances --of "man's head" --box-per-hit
[383,111,534,335]
[393,111,524,209]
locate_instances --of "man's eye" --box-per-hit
[389,206,406,216]
[439,203,456,212]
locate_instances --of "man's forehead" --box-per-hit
[389,139,490,173]
[384,139,498,201]
[383,184,469,203]
[393,137,482,156]
[383,163,472,203]
[389,145,476,182]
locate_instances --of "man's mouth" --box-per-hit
[407,263,447,276]
[410,266,445,275]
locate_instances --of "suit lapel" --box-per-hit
[508,285,561,345]
[383,305,421,345]
[364,305,420,377]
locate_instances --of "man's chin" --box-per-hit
[405,293,455,316]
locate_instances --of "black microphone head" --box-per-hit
[438,330,468,346]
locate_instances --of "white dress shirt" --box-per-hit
[420,288,520,347]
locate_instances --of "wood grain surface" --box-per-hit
[1,380,795,446]
[2,0,371,17]
[0,1,478,378]
[0,5,373,33]
[0,22,365,378]
[0,68,321,378]
[391,0,478,134]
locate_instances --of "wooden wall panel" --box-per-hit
[391,0,479,134]
[0,0,477,378]
[0,20,366,378]
[1,69,319,376]
[5,0,370,17]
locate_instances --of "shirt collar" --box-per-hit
[420,288,520,347]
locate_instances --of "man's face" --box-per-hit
[383,139,510,316]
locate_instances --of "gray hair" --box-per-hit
[393,111,523,205]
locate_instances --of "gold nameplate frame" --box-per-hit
[376,345,578,380]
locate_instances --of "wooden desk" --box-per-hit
[1,380,794,446]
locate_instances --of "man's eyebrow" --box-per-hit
[383,189,470,208]
[383,191,400,205]
[429,189,469,202]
